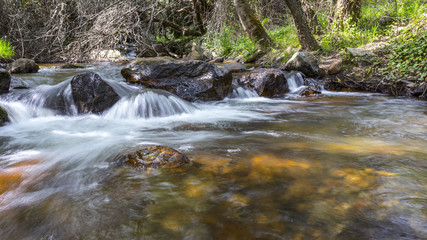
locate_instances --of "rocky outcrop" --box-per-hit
[121,60,232,101]
[0,106,8,126]
[323,72,427,100]
[282,52,319,77]
[71,72,120,114]
[237,68,289,97]
[115,145,190,170]
[9,58,39,74]
[0,68,11,93]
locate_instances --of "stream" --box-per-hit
[0,63,426,239]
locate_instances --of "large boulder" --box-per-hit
[121,60,232,101]
[282,52,319,77]
[237,68,289,97]
[9,58,39,74]
[0,106,8,126]
[0,68,11,93]
[71,72,120,114]
[115,145,191,170]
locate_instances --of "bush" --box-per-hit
[0,38,15,60]
[384,15,427,81]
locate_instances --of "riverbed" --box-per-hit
[0,63,426,239]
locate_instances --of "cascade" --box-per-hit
[104,89,197,119]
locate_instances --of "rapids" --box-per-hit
[0,63,426,239]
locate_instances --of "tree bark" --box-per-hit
[335,0,362,24]
[284,0,319,51]
[233,0,272,50]
[191,0,205,35]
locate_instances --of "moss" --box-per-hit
[0,106,8,126]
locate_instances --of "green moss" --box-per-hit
[0,106,8,126]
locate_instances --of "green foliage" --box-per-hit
[321,18,380,52]
[203,26,235,57]
[0,38,15,60]
[321,0,426,52]
[384,16,427,82]
[203,24,299,62]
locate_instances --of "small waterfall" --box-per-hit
[0,100,54,122]
[229,87,259,99]
[286,72,305,92]
[104,89,197,119]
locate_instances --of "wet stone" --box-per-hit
[115,145,191,170]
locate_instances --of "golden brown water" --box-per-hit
[0,65,426,239]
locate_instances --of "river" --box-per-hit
[0,63,426,239]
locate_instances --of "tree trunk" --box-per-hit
[335,0,362,24]
[191,0,205,35]
[284,0,319,51]
[233,0,272,50]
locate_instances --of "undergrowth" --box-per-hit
[381,15,427,82]
[202,24,299,62]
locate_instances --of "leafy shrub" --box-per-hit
[0,38,15,60]
[385,16,427,81]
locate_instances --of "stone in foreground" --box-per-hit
[115,145,191,170]
[121,60,232,102]
[71,72,120,114]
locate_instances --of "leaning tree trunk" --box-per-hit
[233,0,272,50]
[284,0,319,51]
[335,0,362,24]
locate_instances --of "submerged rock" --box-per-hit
[0,106,8,126]
[282,52,319,77]
[121,60,232,101]
[10,76,31,90]
[71,72,120,114]
[9,58,39,74]
[298,86,321,96]
[237,68,289,97]
[115,145,190,170]
[61,63,85,69]
[0,68,11,92]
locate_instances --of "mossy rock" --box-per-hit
[115,145,190,170]
[0,106,9,126]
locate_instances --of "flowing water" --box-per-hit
[0,64,426,240]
